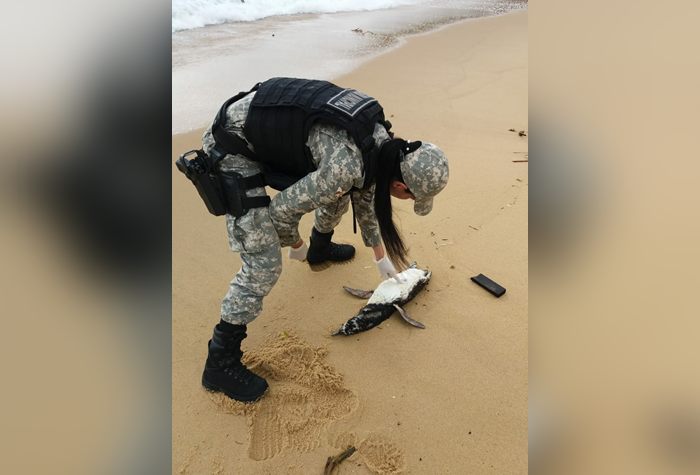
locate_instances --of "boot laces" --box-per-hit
[223,362,256,385]
[330,242,350,256]
[221,338,256,385]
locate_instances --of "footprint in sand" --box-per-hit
[359,433,406,474]
[209,335,358,461]
[330,431,406,475]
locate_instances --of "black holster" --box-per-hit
[176,149,270,217]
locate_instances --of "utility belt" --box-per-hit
[176,146,361,234]
[176,149,270,218]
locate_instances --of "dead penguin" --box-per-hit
[333,262,432,336]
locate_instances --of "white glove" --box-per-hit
[374,256,406,283]
[288,242,308,261]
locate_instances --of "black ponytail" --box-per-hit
[374,138,410,269]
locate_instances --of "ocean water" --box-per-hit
[173,0,425,33]
[172,0,527,134]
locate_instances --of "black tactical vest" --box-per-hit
[242,77,391,190]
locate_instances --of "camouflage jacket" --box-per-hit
[202,92,385,249]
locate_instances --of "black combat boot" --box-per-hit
[202,321,269,402]
[306,227,356,265]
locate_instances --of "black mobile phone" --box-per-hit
[471,274,506,297]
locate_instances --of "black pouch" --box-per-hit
[177,149,270,218]
[218,171,248,217]
[176,149,229,216]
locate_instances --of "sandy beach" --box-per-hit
[172,9,528,474]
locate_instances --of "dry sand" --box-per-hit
[173,10,528,474]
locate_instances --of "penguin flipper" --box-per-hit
[393,304,426,329]
[343,286,374,299]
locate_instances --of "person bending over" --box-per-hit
[190,78,449,402]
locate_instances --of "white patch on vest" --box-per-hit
[327,89,377,117]
[367,269,425,305]
[334,186,345,197]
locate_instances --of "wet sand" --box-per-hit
[172,0,527,134]
[172,9,527,474]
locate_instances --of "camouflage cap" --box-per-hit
[399,142,449,216]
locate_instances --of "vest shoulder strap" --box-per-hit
[210,83,261,164]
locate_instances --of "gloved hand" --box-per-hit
[374,256,406,283]
[288,242,308,261]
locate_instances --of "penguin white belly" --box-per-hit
[367,269,425,305]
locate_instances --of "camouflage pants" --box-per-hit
[314,194,351,234]
[221,191,349,325]
[220,199,283,325]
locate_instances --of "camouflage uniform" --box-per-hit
[202,92,386,325]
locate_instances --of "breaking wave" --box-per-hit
[172,0,424,33]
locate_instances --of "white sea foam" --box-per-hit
[172,0,527,134]
[172,0,424,33]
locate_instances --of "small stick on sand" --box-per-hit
[324,446,356,475]
[512,160,528,163]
